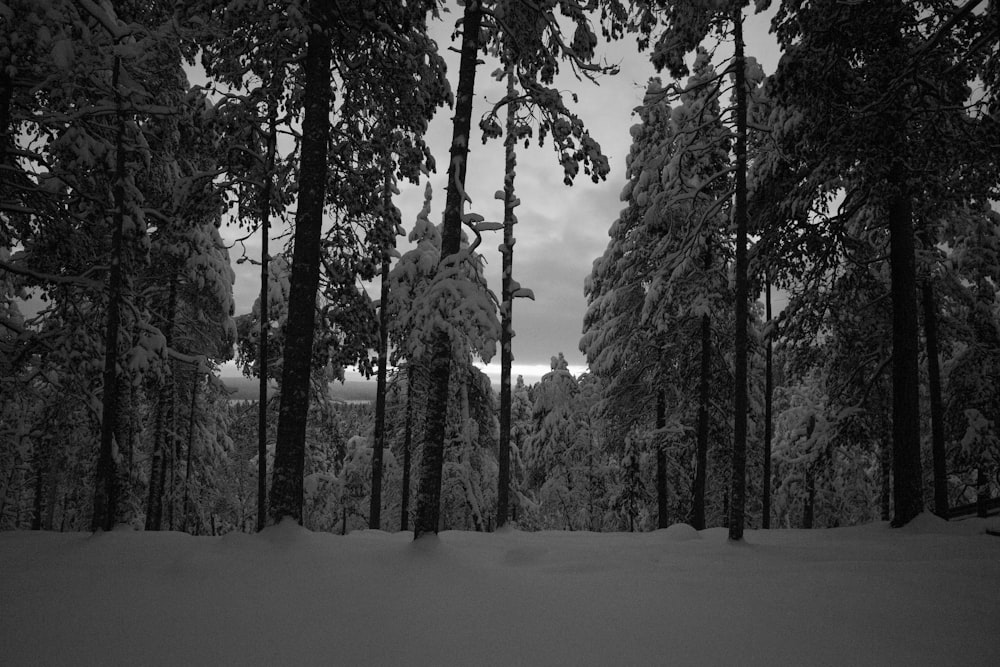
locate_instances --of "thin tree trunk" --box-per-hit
[729,5,749,542]
[146,273,178,531]
[400,367,415,531]
[656,388,669,528]
[762,280,773,529]
[269,15,332,525]
[32,447,44,530]
[976,468,988,518]
[181,373,199,533]
[168,370,180,531]
[497,70,517,529]
[921,279,948,517]
[693,309,710,530]
[257,74,279,533]
[370,241,391,530]
[880,435,892,521]
[413,0,483,539]
[92,54,126,532]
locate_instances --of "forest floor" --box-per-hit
[2,513,998,666]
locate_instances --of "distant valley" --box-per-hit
[222,376,377,403]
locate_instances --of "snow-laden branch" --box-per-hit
[0,258,105,290]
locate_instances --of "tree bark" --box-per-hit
[413,1,483,539]
[728,5,749,542]
[888,164,924,527]
[693,309,710,530]
[762,280,773,529]
[400,366,415,531]
[145,272,178,531]
[497,70,517,529]
[369,251,391,530]
[256,74,279,533]
[92,54,126,532]
[269,15,332,525]
[921,279,948,517]
[181,372,199,533]
[655,388,669,528]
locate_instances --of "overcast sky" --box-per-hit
[221,7,782,385]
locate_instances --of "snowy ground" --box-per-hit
[2,514,998,666]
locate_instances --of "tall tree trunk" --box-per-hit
[92,54,126,532]
[115,368,134,525]
[888,164,924,527]
[400,367,415,531]
[880,434,892,521]
[762,280,773,529]
[976,468,988,518]
[256,75,279,533]
[413,1,483,539]
[181,372,199,533]
[921,279,948,517]
[497,70,518,529]
[693,309,710,530]
[729,4,749,542]
[370,242,391,530]
[656,388,669,528]
[145,273,178,531]
[269,17,332,525]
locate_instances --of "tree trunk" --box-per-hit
[413,1,483,539]
[693,309,710,530]
[92,54,127,532]
[728,5,749,542]
[656,388,669,528]
[888,163,924,527]
[400,367,415,531]
[269,16,332,525]
[497,70,518,529]
[976,468,988,518]
[762,280,773,529]
[145,273,178,531]
[370,251,391,530]
[921,279,948,517]
[880,435,892,521]
[256,75,279,533]
[181,372,199,533]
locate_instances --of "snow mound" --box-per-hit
[659,522,700,541]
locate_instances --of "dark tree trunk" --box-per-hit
[370,252,391,530]
[888,164,924,527]
[115,369,135,525]
[656,388,669,528]
[413,1,483,539]
[729,6,749,542]
[181,373,199,533]
[269,17,332,525]
[976,468,988,518]
[256,78,279,533]
[803,468,815,529]
[92,55,126,532]
[693,309,710,531]
[145,273,178,531]
[762,280,773,529]
[400,367,415,531]
[880,435,892,521]
[802,415,817,528]
[497,71,517,529]
[32,447,45,530]
[921,279,948,517]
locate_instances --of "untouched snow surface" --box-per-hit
[2,514,998,666]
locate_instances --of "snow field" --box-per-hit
[1,514,998,666]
